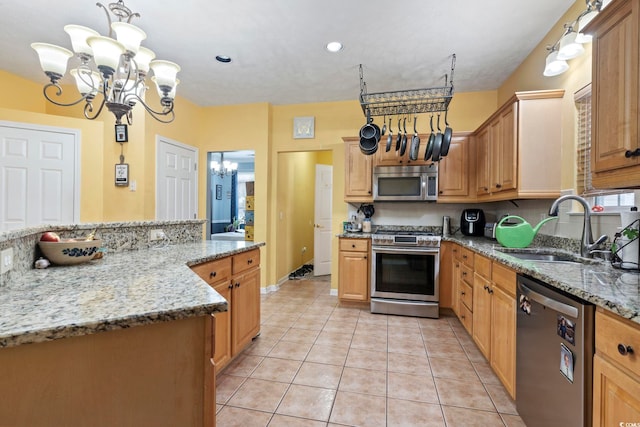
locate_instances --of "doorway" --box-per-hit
[275,150,333,282]
[207,150,255,241]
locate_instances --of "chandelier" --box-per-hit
[210,154,238,178]
[31,0,180,125]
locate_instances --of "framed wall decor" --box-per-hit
[293,116,315,139]
[115,124,128,143]
[215,184,222,200]
[115,163,129,186]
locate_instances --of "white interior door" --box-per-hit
[0,122,79,231]
[156,136,198,220]
[314,164,332,276]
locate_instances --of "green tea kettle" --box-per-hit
[495,215,558,248]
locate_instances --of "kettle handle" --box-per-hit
[497,215,526,226]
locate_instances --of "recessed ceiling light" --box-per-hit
[215,55,232,63]
[326,42,343,53]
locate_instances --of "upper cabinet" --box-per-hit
[343,137,374,202]
[474,90,565,201]
[587,0,640,188]
[438,132,474,202]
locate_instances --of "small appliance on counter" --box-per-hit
[460,209,485,236]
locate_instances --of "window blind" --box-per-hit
[575,84,593,195]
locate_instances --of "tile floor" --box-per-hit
[215,276,526,427]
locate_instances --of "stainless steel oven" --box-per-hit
[370,230,440,318]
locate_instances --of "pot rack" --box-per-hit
[359,54,456,118]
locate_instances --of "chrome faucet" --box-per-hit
[548,195,608,258]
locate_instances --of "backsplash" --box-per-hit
[0,220,206,288]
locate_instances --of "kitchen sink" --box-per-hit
[496,249,594,265]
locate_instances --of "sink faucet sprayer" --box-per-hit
[548,195,608,258]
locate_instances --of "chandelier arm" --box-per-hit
[84,96,106,120]
[127,12,141,24]
[43,83,93,107]
[133,96,176,123]
[96,2,114,38]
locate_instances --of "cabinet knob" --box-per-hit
[495,183,502,189]
[462,255,467,259]
[248,259,253,264]
[625,149,640,158]
[461,315,465,320]
[618,344,634,356]
[210,271,217,278]
[484,187,488,191]
[235,282,240,288]
[368,191,371,194]
[462,272,467,276]
[352,244,356,248]
[228,284,233,289]
[461,291,465,296]
[364,255,367,259]
[439,190,443,194]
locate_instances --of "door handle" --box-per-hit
[518,282,578,317]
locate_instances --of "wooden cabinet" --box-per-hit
[490,262,516,398]
[473,90,564,201]
[338,238,370,302]
[587,0,640,188]
[191,248,260,372]
[343,137,373,202]
[593,307,640,427]
[438,241,454,309]
[472,255,493,359]
[457,247,475,334]
[437,132,474,202]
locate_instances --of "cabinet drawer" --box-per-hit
[339,238,369,252]
[452,244,462,261]
[492,262,516,296]
[596,308,640,378]
[459,301,473,334]
[460,280,473,311]
[475,255,491,280]
[460,263,474,287]
[191,257,232,286]
[232,249,260,275]
[460,247,474,267]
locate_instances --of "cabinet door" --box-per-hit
[438,241,453,309]
[591,0,640,175]
[593,354,640,427]
[438,133,471,199]
[376,144,406,166]
[494,104,517,193]
[475,127,491,196]
[213,281,232,372]
[344,140,374,202]
[472,273,492,359]
[338,250,370,301]
[231,268,260,355]
[490,285,516,399]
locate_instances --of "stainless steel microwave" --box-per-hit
[373,164,438,201]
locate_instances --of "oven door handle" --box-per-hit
[372,246,439,255]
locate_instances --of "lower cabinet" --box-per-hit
[449,247,516,399]
[191,248,261,373]
[593,307,640,427]
[338,238,370,302]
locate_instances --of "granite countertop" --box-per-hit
[0,240,264,348]
[445,235,640,325]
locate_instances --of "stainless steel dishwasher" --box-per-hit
[516,274,594,427]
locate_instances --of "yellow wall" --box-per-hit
[0,71,45,113]
[498,0,592,190]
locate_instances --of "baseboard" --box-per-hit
[261,284,280,294]
[329,289,338,296]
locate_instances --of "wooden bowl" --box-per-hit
[38,239,102,265]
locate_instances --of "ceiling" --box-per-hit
[1,0,575,107]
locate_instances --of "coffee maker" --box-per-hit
[461,209,486,236]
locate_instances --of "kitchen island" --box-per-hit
[0,239,264,427]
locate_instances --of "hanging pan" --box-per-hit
[396,117,402,151]
[440,108,453,157]
[409,115,420,161]
[385,116,393,152]
[431,113,443,162]
[399,117,408,156]
[424,114,435,161]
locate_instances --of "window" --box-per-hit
[575,84,635,211]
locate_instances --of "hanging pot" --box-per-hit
[399,117,408,156]
[431,113,443,162]
[440,109,453,157]
[386,117,393,152]
[424,114,435,161]
[409,115,420,161]
[359,111,380,155]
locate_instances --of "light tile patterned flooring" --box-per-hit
[215,277,526,427]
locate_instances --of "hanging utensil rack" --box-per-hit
[359,54,456,118]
